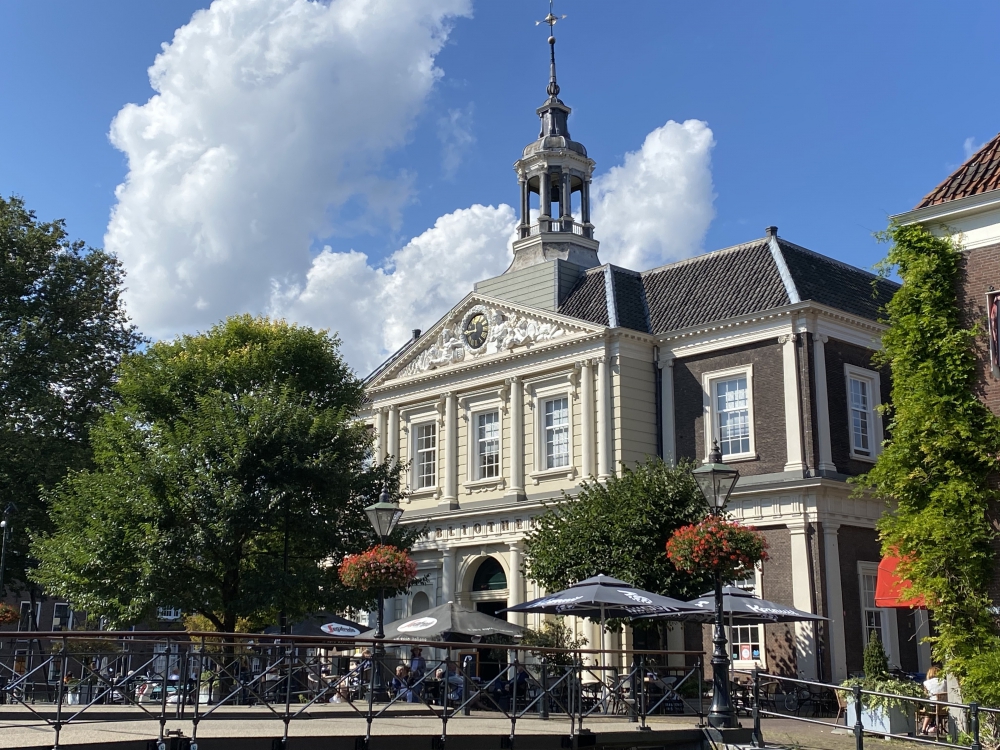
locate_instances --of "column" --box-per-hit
[506,377,526,501]
[581,179,591,226]
[387,405,399,463]
[780,334,807,473]
[519,178,529,229]
[376,408,388,463]
[596,356,611,479]
[507,543,524,626]
[581,361,595,477]
[540,170,551,219]
[659,354,676,466]
[441,547,457,604]
[789,523,818,679]
[441,393,458,509]
[812,334,836,473]
[822,522,848,682]
[561,172,572,223]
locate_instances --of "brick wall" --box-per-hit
[956,243,1000,602]
[760,526,797,676]
[673,339,787,476]
[824,340,891,477]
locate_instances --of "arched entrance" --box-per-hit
[411,591,430,615]
[470,557,508,619]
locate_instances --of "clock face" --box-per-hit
[463,313,489,349]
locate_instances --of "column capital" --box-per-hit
[778,333,798,345]
[812,333,829,344]
[821,521,841,534]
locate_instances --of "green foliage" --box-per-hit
[520,618,588,665]
[863,631,890,679]
[0,195,142,589]
[523,459,712,601]
[841,674,927,712]
[30,315,412,632]
[858,223,1000,681]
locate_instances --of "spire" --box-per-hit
[535,1,570,139]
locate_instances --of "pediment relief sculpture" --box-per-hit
[398,304,573,377]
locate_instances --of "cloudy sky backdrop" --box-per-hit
[2,1,1000,372]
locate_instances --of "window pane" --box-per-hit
[545,397,569,469]
[850,377,872,455]
[715,377,750,456]
[478,411,500,479]
[416,423,437,488]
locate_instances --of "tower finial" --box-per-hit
[536,0,566,99]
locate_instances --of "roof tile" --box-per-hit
[916,131,1000,208]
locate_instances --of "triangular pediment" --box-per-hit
[369,294,605,387]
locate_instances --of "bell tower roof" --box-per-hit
[508,2,599,274]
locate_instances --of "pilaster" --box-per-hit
[440,393,459,509]
[812,334,836,473]
[387,405,399,462]
[505,377,527,502]
[659,353,676,466]
[581,360,595,477]
[507,542,525,626]
[780,334,807,473]
[822,522,848,682]
[597,355,611,479]
[788,522,818,679]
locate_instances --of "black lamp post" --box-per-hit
[0,503,16,598]
[364,485,403,701]
[692,440,740,729]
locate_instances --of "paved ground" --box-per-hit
[0,707,940,750]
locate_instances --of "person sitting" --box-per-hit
[390,665,416,703]
[920,666,947,735]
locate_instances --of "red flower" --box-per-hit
[339,545,419,592]
[665,517,769,581]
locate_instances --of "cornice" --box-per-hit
[891,189,1000,227]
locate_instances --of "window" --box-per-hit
[845,365,882,461]
[157,606,182,622]
[703,366,755,460]
[477,411,500,479]
[415,422,437,489]
[544,397,570,469]
[859,569,884,647]
[18,602,40,631]
[52,603,72,631]
[728,571,764,665]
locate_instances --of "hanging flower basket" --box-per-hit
[339,545,419,592]
[0,602,19,626]
[666,517,769,582]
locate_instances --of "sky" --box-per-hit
[2,0,1000,373]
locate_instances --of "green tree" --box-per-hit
[0,195,141,593]
[860,222,1000,677]
[523,458,712,602]
[31,315,411,632]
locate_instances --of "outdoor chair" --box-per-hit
[835,688,848,724]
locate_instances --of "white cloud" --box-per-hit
[964,136,985,160]
[438,104,476,180]
[591,119,716,270]
[105,0,471,342]
[105,0,716,375]
[273,203,516,370]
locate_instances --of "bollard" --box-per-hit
[751,667,763,748]
[853,684,864,750]
[970,703,981,750]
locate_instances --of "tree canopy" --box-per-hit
[523,459,712,602]
[0,195,141,591]
[31,315,411,632]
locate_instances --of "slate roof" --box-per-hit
[916,131,1000,208]
[557,234,898,335]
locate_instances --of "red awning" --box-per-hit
[874,555,926,609]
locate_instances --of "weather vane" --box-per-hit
[536,0,567,36]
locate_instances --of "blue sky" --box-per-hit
[2,0,998,369]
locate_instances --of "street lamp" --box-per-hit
[0,503,17,598]
[364,485,403,701]
[692,440,740,729]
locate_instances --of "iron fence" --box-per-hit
[0,631,705,749]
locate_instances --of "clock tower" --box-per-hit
[508,15,600,272]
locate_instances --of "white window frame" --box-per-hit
[402,404,441,497]
[702,365,756,462]
[52,603,73,631]
[844,365,883,462]
[463,396,505,492]
[156,606,182,622]
[529,377,576,482]
[728,567,766,670]
[412,420,439,491]
[17,601,41,631]
[858,561,899,668]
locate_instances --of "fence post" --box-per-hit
[970,702,981,750]
[629,652,638,724]
[697,658,704,726]
[853,684,864,750]
[538,657,549,720]
[752,666,763,748]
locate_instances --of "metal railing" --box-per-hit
[0,631,705,749]
[740,668,1000,750]
[518,219,593,239]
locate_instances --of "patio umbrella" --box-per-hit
[360,601,525,642]
[672,586,829,624]
[502,574,698,655]
[263,611,366,638]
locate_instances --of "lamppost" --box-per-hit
[692,440,740,729]
[364,485,403,702]
[0,503,16,598]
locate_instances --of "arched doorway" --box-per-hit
[470,557,507,620]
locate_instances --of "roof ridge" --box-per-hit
[776,238,899,287]
[639,238,770,277]
[768,236,800,304]
[916,130,1000,209]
